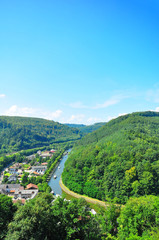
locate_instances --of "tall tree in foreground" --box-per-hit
[0,194,17,239]
[52,197,101,240]
[118,195,159,240]
[5,193,55,240]
[5,193,101,240]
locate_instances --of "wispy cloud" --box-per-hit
[46,110,62,120]
[3,105,63,121]
[93,95,127,109]
[107,112,127,122]
[69,101,87,109]
[69,95,128,110]
[4,105,35,116]
[0,94,6,98]
[86,117,104,125]
[68,114,85,124]
[155,107,159,112]
[146,89,159,103]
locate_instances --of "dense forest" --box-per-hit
[62,111,159,204]
[0,116,82,154]
[2,111,159,239]
[1,192,159,239]
[65,122,106,134]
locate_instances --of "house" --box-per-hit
[14,189,38,199]
[0,184,24,195]
[13,199,26,204]
[50,149,56,153]
[9,167,18,175]
[26,183,38,190]
[37,150,42,155]
[40,151,52,158]
[26,154,36,161]
[32,166,47,174]
[41,162,48,166]
[32,171,40,176]
[17,169,23,175]
[8,174,17,182]
[0,184,38,200]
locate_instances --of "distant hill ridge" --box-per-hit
[65,122,106,134]
[62,111,159,204]
[0,116,82,154]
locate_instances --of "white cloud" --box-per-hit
[93,95,127,109]
[68,114,85,124]
[107,113,127,122]
[3,105,63,121]
[86,117,103,125]
[69,101,87,109]
[0,94,6,98]
[146,89,159,103]
[69,95,127,111]
[155,107,159,112]
[4,105,36,116]
[46,110,63,120]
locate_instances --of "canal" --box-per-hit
[48,149,103,213]
[48,149,71,195]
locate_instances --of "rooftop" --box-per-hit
[26,183,38,190]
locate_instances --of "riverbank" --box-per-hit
[59,178,108,207]
[48,150,71,195]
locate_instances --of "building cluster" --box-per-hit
[26,149,56,161]
[2,149,57,184]
[0,183,38,203]
[4,162,48,183]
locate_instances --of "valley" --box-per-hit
[1,112,159,239]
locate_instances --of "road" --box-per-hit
[59,178,108,207]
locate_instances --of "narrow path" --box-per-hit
[59,178,108,207]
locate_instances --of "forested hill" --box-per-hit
[65,122,106,134]
[0,116,82,154]
[62,111,159,204]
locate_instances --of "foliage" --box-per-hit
[52,197,101,240]
[62,111,159,203]
[0,194,17,239]
[5,193,101,240]
[2,193,159,239]
[66,122,106,134]
[97,203,121,238]
[0,116,82,154]
[5,193,55,240]
[118,195,159,239]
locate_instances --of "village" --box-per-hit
[0,149,56,203]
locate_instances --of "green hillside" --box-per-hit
[65,122,106,134]
[62,111,159,204]
[0,116,82,154]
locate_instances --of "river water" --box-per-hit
[48,149,71,195]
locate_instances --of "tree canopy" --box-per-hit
[62,111,159,203]
[0,116,82,154]
[0,194,17,239]
[4,193,100,240]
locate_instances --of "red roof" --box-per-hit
[50,150,56,153]
[26,183,38,190]
[13,199,26,204]
[41,162,48,165]
[33,171,40,175]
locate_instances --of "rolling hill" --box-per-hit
[65,122,106,134]
[0,116,82,154]
[62,111,159,203]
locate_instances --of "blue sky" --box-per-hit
[0,0,159,124]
